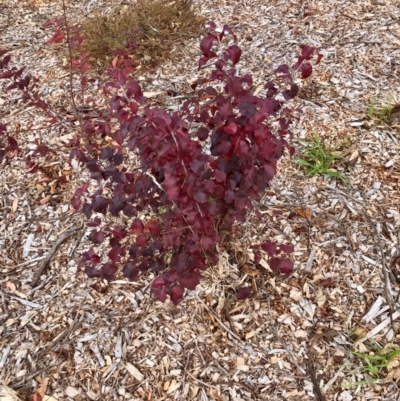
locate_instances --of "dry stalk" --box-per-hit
[196,296,244,343]
[61,0,82,128]
[30,223,82,287]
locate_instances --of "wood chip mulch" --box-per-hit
[0,0,400,400]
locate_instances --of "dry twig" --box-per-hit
[197,296,244,343]
[30,223,82,287]
[61,0,82,128]
[306,331,337,401]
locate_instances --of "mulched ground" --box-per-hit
[0,0,400,400]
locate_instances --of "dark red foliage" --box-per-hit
[270,257,294,275]
[279,244,294,254]
[261,241,277,256]
[1,24,320,304]
[236,286,252,300]
[67,24,321,303]
[0,51,54,163]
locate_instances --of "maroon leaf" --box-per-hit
[152,276,165,289]
[270,257,280,271]
[279,244,294,254]
[82,203,92,219]
[88,218,102,227]
[270,257,294,275]
[100,147,114,160]
[261,241,277,256]
[129,101,138,113]
[278,258,294,274]
[131,219,144,234]
[300,63,313,79]
[283,83,299,100]
[166,186,180,200]
[180,272,201,290]
[200,34,217,58]
[85,266,100,278]
[171,253,187,272]
[7,136,19,150]
[74,183,90,197]
[0,71,13,79]
[236,286,252,300]
[101,263,118,279]
[123,204,136,217]
[197,127,209,141]
[48,28,65,44]
[99,122,111,136]
[146,220,161,236]
[193,188,208,203]
[82,248,101,265]
[153,288,167,303]
[170,286,185,305]
[223,122,237,135]
[151,277,167,302]
[149,259,164,273]
[220,24,236,40]
[161,269,178,284]
[190,159,205,175]
[109,196,124,216]
[89,230,105,244]
[71,196,82,210]
[301,45,315,60]
[214,169,226,182]
[108,246,124,262]
[123,262,139,281]
[91,196,109,214]
[136,234,147,248]
[206,21,217,31]
[275,64,290,74]
[112,226,127,239]
[263,163,276,180]
[200,236,214,250]
[320,277,334,287]
[110,237,120,247]
[224,45,241,65]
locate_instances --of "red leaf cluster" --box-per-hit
[0,51,52,162]
[69,25,320,303]
[0,23,321,304]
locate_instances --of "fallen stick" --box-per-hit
[30,223,82,287]
[355,310,400,347]
[196,295,244,343]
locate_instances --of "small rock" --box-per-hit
[340,390,353,401]
[64,386,80,398]
[125,362,144,381]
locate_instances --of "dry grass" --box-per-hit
[82,0,205,67]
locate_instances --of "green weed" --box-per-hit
[348,343,400,380]
[366,98,395,124]
[296,135,348,183]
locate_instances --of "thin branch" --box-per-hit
[30,223,82,287]
[61,0,82,128]
[196,296,244,343]
[0,290,9,320]
[144,171,210,263]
